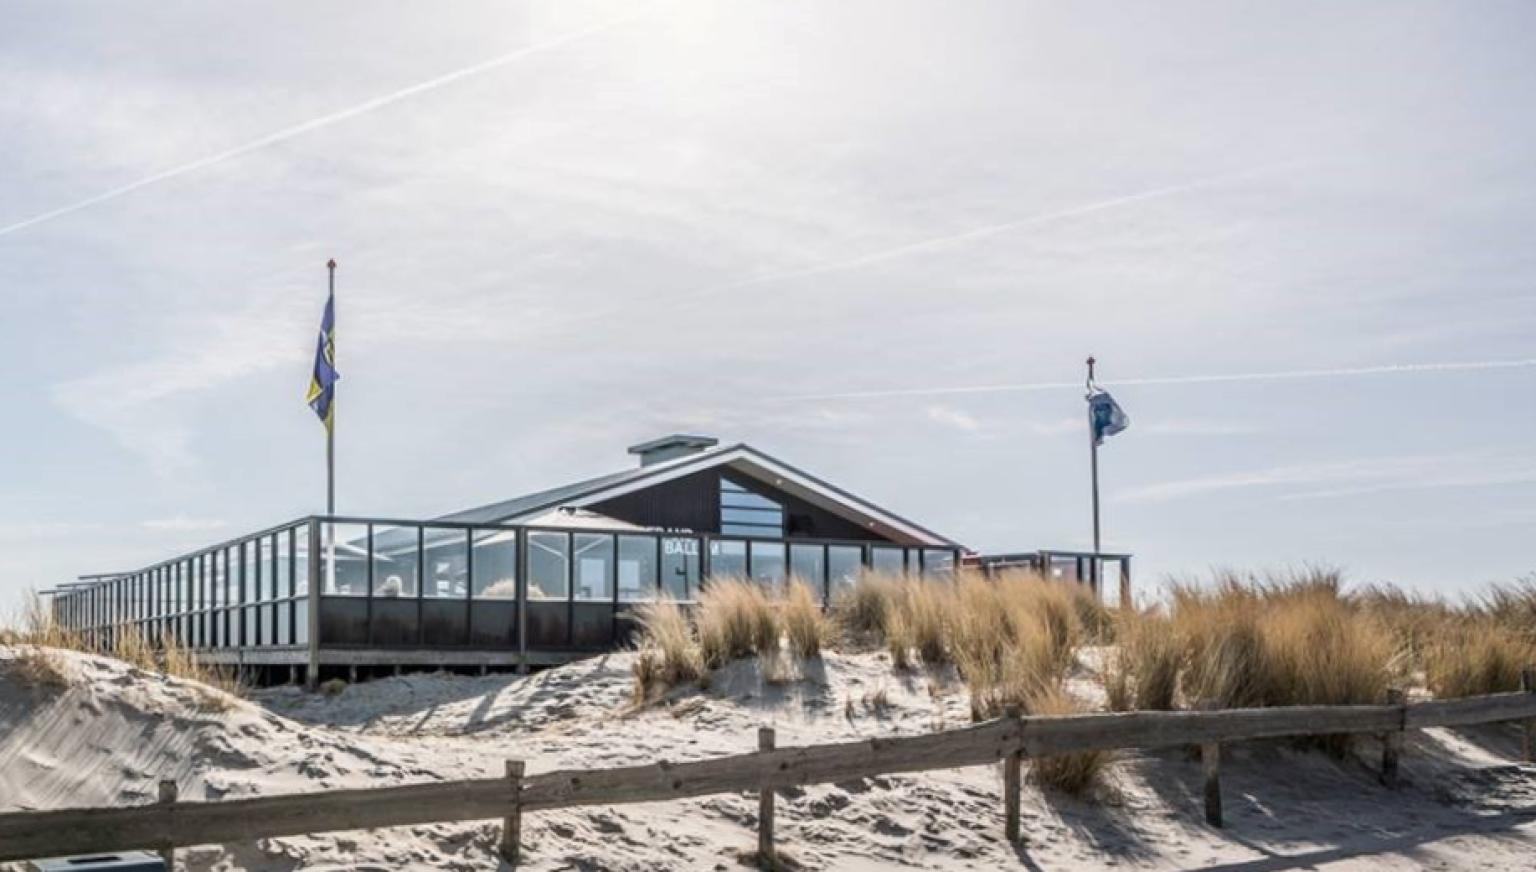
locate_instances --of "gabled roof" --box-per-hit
[437,443,962,549]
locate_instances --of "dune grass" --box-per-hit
[1101,607,1181,712]
[697,578,780,669]
[782,579,832,660]
[1163,571,1399,716]
[1422,616,1532,698]
[632,597,704,703]
[630,577,836,702]
[1025,685,1116,796]
[1,587,244,699]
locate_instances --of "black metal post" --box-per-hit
[326,259,337,516]
[1087,356,1101,558]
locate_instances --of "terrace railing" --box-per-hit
[50,515,961,661]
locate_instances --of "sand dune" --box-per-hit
[3,645,1536,870]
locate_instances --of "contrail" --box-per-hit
[0,12,645,239]
[775,358,1536,402]
[554,159,1311,329]
[713,160,1308,288]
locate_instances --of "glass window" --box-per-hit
[324,523,369,595]
[295,598,309,645]
[471,529,519,599]
[790,544,826,590]
[749,540,786,589]
[258,536,274,601]
[227,548,241,606]
[661,536,700,601]
[293,527,309,596]
[828,545,863,596]
[528,531,570,600]
[424,527,469,599]
[709,539,747,578]
[574,534,614,602]
[922,549,956,575]
[277,530,293,599]
[276,599,291,645]
[871,546,905,575]
[719,477,784,538]
[618,535,658,602]
[721,507,783,525]
[213,551,227,607]
[240,543,254,605]
[372,525,420,598]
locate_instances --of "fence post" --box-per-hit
[1521,668,1536,763]
[500,759,525,866]
[157,779,177,869]
[758,726,776,868]
[1003,705,1022,843]
[1197,700,1222,828]
[1381,688,1405,787]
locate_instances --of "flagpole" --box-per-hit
[1086,356,1101,574]
[326,259,336,516]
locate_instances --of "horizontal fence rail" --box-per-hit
[2,690,1535,864]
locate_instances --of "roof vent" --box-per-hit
[627,434,719,467]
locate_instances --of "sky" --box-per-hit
[1,0,1533,609]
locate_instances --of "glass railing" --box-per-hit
[54,514,963,653]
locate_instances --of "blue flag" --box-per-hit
[1088,390,1128,446]
[305,290,338,431]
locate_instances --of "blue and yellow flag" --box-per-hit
[305,288,338,431]
[1088,390,1129,446]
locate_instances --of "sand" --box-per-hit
[3,644,1536,870]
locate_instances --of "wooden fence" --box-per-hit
[2,686,1535,867]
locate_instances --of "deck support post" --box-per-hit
[500,759,525,866]
[305,517,322,691]
[157,779,177,869]
[758,726,776,868]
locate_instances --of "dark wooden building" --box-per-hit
[49,435,967,683]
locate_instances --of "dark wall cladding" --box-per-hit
[319,598,369,646]
[590,467,893,541]
[468,601,516,648]
[525,602,569,648]
[587,468,720,532]
[369,600,419,646]
[570,603,613,650]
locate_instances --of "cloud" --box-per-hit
[139,517,229,532]
[50,305,307,475]
[775,358,1536,402]
[1141,418,1262,437]
[1115,454,1536,504]
[1025,417,1081,437]
[0,522,104,542]
[0,11,650,239]
[926,405,982,432]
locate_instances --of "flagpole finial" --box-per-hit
[327,258,336,270]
